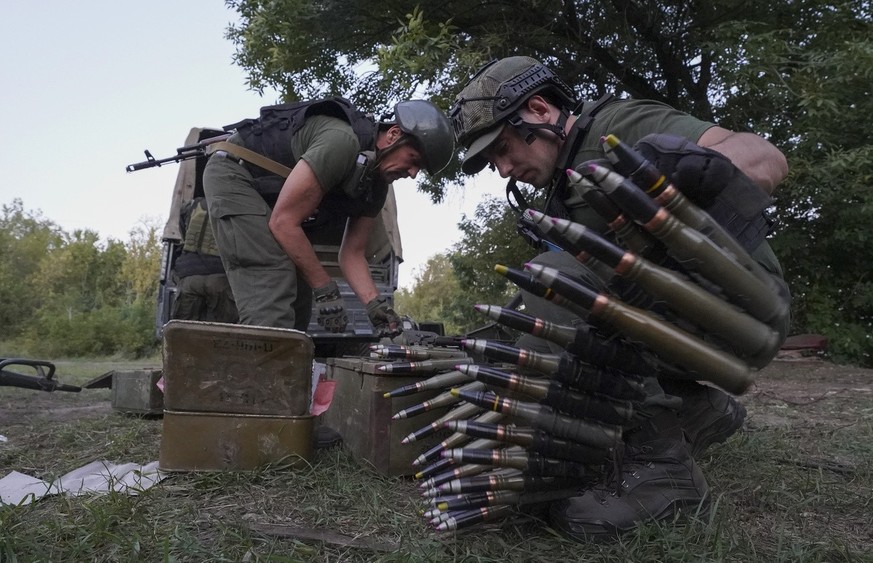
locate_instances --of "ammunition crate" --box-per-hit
[322,355,469,476]
[159,410,314,471]
[162,320,314,416]
[111,368,164,415]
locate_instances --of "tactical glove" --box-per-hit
[314,281,348,333]
[366,296,402,337]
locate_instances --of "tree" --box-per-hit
[0,200,64,341]
[450,194,539,306]
[395,253,474,334]
[226,1,873,364]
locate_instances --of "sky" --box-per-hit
[0,1,506,289]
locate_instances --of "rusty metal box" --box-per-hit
[322,356,465,476]
[111,368,163,415]
[162,320,314,416]
[159,410,314,471]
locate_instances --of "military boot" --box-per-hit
[662,379,747,457]
[549,412,709,540]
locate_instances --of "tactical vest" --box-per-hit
[223,97,378,204]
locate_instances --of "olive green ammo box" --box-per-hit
[110,368,163,415]
[159,410,314,471]
[158,320,315,471]
[322,356,468,476]
[162,320,313,416]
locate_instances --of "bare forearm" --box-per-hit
[697,128,788,194]
[270,223,332,289]
[339,250,379,305]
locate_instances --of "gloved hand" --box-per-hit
[366,296,402,337]
[314,281,348,333]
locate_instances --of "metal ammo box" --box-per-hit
[110,368,164,415]
[322,354,468,476]
[159,320,315,471]
[161,320,313,415]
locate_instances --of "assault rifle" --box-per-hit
[0,358,81,392]
[125,132,231,172]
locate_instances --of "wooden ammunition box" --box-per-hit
[159,410,313,471]
[111,368,163,415]
[322,356,468,476]
[162,320,313,416]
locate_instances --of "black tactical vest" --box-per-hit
[223,97,378,204]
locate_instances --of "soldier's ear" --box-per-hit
[524,95,553,122]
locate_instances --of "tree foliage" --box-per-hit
[0,199,161,358]
[394,253,476,334]
[225,0,873,365]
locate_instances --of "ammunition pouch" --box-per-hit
[632,134,774,253]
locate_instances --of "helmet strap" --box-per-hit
[506,107,570,145]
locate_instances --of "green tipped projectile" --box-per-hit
[525,262,756,394]
[445,419,611,464]
[392,381,485,420]
[454,388,622,450]
[459,340,647,400]
[456,363,633,424]
[401,401,486,444]
[384,369,473,398]
[493,264,588,317]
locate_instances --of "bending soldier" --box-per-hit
[451,56,790,539]
[203,98,453,335]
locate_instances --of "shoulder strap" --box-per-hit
[542,93,617,216]
[504,93,617,215]
[208,141,292,178]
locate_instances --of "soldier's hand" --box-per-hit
[367,296,402,337]
[314,281,348,333]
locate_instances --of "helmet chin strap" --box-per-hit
[374,132,414,165]
[507,107,571,145]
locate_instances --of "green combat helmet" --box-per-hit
[393,100,455,176]
[450,56,577,174]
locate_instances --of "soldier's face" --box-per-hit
[481,119,561,189]
[378,127,423,183]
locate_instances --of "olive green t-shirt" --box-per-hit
[291,115,388,218]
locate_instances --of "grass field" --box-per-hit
[1,357,871,562]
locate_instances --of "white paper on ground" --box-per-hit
[0,460,165,506]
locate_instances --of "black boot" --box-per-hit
[549,411,708,540]
[662,379,746,457]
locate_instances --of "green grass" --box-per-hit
[1,359,872,562]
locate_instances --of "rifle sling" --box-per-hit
[208,141,292,178]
